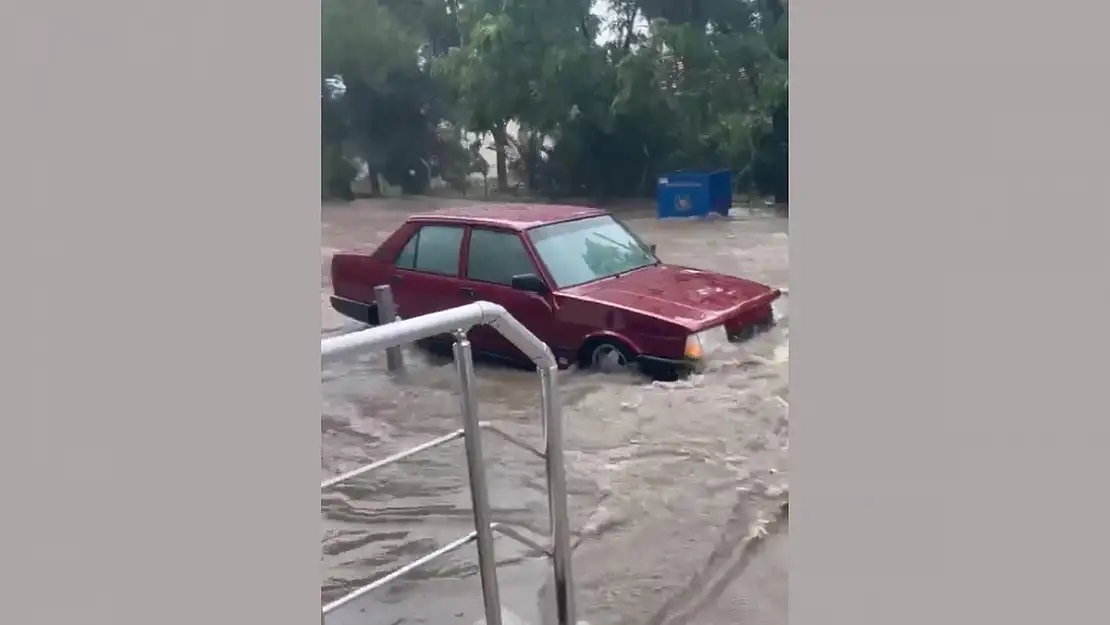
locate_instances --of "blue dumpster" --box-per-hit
[656,170,733,219]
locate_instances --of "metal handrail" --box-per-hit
[321,299,576,625]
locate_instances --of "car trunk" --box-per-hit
[330,252,381,306]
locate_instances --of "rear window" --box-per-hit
[394,225,464,276]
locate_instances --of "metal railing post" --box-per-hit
[452,331,504,625]
[374,284,405,373]
[539,364,577,625]
[322,303,579,625]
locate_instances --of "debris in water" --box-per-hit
[748,517,770,539]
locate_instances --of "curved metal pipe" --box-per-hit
[321,300,557,370]
[320,298,573,624]
[476,301,557,369]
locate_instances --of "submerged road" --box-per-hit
[321,200,789,625]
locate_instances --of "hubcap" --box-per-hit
[592,344,628,372]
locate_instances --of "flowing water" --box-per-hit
[321,200,789,625]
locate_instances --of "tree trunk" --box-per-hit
[492,122,510,192]
[367,170,382,197]
[518,125,540,193]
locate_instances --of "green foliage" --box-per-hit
[321,0,789,203]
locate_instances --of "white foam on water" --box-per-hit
[772,341,789,364]
[471,609,589,625]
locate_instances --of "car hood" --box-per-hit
[561,264,778,329]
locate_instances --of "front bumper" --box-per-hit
[638,313,780,379]
[637,354,705,379]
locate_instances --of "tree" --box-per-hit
[322,0,465,198]
[321,0,790,204]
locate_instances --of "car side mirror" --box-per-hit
[649,243,657,254]
[511,273,549,294]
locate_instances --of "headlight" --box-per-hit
[685,325,729,360]
[684,334,704,360]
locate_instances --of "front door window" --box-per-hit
[465,229,537,285]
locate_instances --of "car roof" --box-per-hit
[407,203,608,232]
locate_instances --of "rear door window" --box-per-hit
[394,225,465,277]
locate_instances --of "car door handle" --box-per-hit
[460,287,476,299]
[389,274,403,284]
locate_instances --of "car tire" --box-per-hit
[580,339,636,374]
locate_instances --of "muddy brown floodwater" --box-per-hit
[321,199,789,625]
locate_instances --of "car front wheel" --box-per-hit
[583,340,636,374]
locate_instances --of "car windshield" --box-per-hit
[527,215,658,288]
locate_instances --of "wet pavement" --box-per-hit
[321,199,789,625]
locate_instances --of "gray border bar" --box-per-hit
[4,2,320,625]
[794,0,1110,624]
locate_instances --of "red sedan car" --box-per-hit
[329,204,781,379]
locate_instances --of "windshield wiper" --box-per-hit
[612,262,654,279]
[593,232,649,256]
